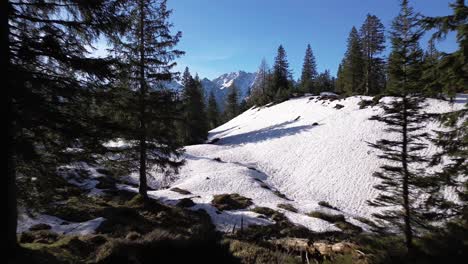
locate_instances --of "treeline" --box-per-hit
[6,0,199,256]
[247,1,466,107]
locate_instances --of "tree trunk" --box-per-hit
[401,97,414,253]
[5,0,18,258]
[138,0,148,200]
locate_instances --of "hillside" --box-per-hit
[131,95,466,233]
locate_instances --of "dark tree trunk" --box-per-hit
[138,0,148,200]
[4,0,18,258]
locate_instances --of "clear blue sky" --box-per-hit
[168,0,458,80]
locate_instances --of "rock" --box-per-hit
[177,198,195,208]
[208,137,220,144]
[334,104,345,109]
[29,223,52,231]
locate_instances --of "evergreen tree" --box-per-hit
[112,0,184,200]
[6,0,125,254]
[335,61,345,94]
[360,14,386,95]
[342,27,365,95]
[182,70,208,144]
[315,70,334,93]
[368,0,427,253]
[421,0,467,100]
[249,58,271,105]
[207,91,220,129]
[271,45,291,100]
[224,84,239,121]
[421,40,443,97]
[299,44,318,93]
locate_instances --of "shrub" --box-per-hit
[277,203,298,213]
[358,99,374,109]
[176,198,195,208]
[252,207,277,218]
[170,187,192,195]
[335,221,363,234]
[211,193,253,211]
[308,211,345,223]
[318,201,340,211]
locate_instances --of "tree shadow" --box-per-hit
[216,120,318,145]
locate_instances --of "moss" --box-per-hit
[170,187,192,195]
[277,203,298,213]
[308,211,345,223]
[211,193,253,210]
[252,207,277,218]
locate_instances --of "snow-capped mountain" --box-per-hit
[166,70,258,109]
[206,71,257,109]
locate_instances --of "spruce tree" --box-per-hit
[182,71,208,144]
[342,27,365,95]
[250,58,271,105]
[335,61,345,94]
[299,44,318,93]
[421,40,443,97]
[111,0,184,200]
[315,70,333,93]
[271,45,291,99]
[421,0,467,100]
[368,0,427,253]
[225,84,239,121]
[360,14,386,95]
[207,91,220,129]
[6,0,125,254]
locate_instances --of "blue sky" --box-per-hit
[168,0,458,80]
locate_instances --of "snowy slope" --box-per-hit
[142,95,466,232]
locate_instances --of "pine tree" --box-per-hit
[112,0,184,200]
[299,44,318,93]
[6,0,125,254]
[342,27,365,95]
[368,0,427,253]
[225,84,239,121]
[360,14,386,95]
[271,45,291,100]
[421,0,467,100]
[207,91,220,129]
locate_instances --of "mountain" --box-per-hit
[167,70,258,110]
[135,95,465,232]
[206,71,257,108]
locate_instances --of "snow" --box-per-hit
[17,213,105,235]
[142,95,465,233]
[57,162,108,196]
